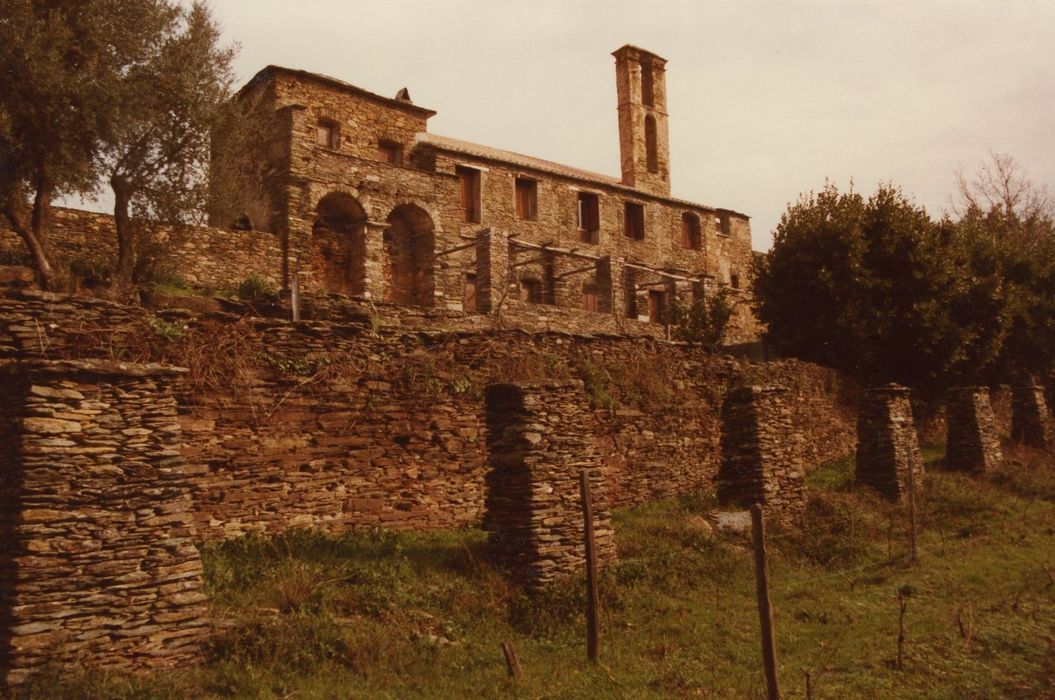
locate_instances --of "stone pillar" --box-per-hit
[945,387,1002,473]
[717,386,806,519]
[475,228,509,314]
[0,360,208,690]
[855,385,924,502]
[483,381,616,588]
[362,220,389,301]
[1011,382,1051,448]
[597,255,622,315]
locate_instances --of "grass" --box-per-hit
[20,445,1055,699]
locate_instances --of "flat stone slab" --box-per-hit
[711,510,752,535]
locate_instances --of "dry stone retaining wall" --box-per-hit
[0,291,856,538]
[717,386,806,520]
[0,360,208,690]
[1011,383,1051,448]
[482,381,616,587]
[945,387,1002,473]
[855,385,924,502]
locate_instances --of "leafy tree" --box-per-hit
[754,182,1001,394]
[0,0,235,289]
[666,286,735,352]
[954,154,1055,381]
[102,2,235,285]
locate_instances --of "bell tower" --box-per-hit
[613,45,670,196]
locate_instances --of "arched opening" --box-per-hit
[383,203,435,306]
[313,192,367,296]
[644,115,658,173]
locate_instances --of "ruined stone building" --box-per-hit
[218,45,758,337]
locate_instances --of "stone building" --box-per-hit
[217,45,757,334]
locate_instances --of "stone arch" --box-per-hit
[313,192,367,295]
[383,203,435,306]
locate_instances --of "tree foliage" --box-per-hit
[755,183,1004,394]
[756,158,1054,393]
[0,0,235,289]
[666,286,736,352]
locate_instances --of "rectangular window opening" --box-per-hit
[464,273,478,311]
[378,140,402,165]
[316,119,338,149]
[577,192,600,244]
[681,213,701,250]
[648,289,666,324]
[624,202,645,240]
[519,278,543,305]
[582,284,599,313]
[457,166,482,224]
[514,177,538,221]
[716,213,731,236]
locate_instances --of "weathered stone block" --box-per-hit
[1011,382,1051,448]
[945,387,1002,473]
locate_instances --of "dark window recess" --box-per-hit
[378,141,402,165]
[577,192,600,244]
[648,289,666,324]
[624,202,645,240]
[582,284,599,312]
[730,272,741,290]
[464,273,477,311]
[520,278,543,304]
[716,213,731,236]
[680,212,701,250]
[457,166,481,223]
[645,115,658,173]
[641,58,654,107]
[515,177,537,220]
[316,120,338,149]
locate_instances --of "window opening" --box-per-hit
[648,289,666,324]
[464,273,478,311]
[515,177,537,221]
[645,115,658,173]
[582,284,599,312]
[457,166,481,223]
[520,278,543,304]
[378,140,402,165]
[641,58,654,107]
[680,212,701,250]
[316,119,338,149]
[624,202,645,240]
[577,192,600,244]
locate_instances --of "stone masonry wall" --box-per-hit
[482,382,616,588]
[717,386,806,520]
[0,360,208,690]
[0,291,856,538]
[0,206,283,291]
[945,387,1002,473]
[1011,383,1051,448]
[855,385,924,502]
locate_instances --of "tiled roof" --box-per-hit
[416,133,621,186]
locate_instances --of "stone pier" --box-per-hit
[0,360,208,690]
[855,385,924,502]
[1011,382,1051,448]
[945,387,1002,473]
[482,381,616,588]
[717,385,806,520]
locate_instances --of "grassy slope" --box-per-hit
[23,445,1055,699]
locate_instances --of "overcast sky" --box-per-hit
[81,0,1053,251]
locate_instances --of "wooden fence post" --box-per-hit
[501,640,523,680]
[579,468,600,664]
[751,504,781,700]
[905,460,919,565]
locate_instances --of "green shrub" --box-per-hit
[236,274,277,302]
